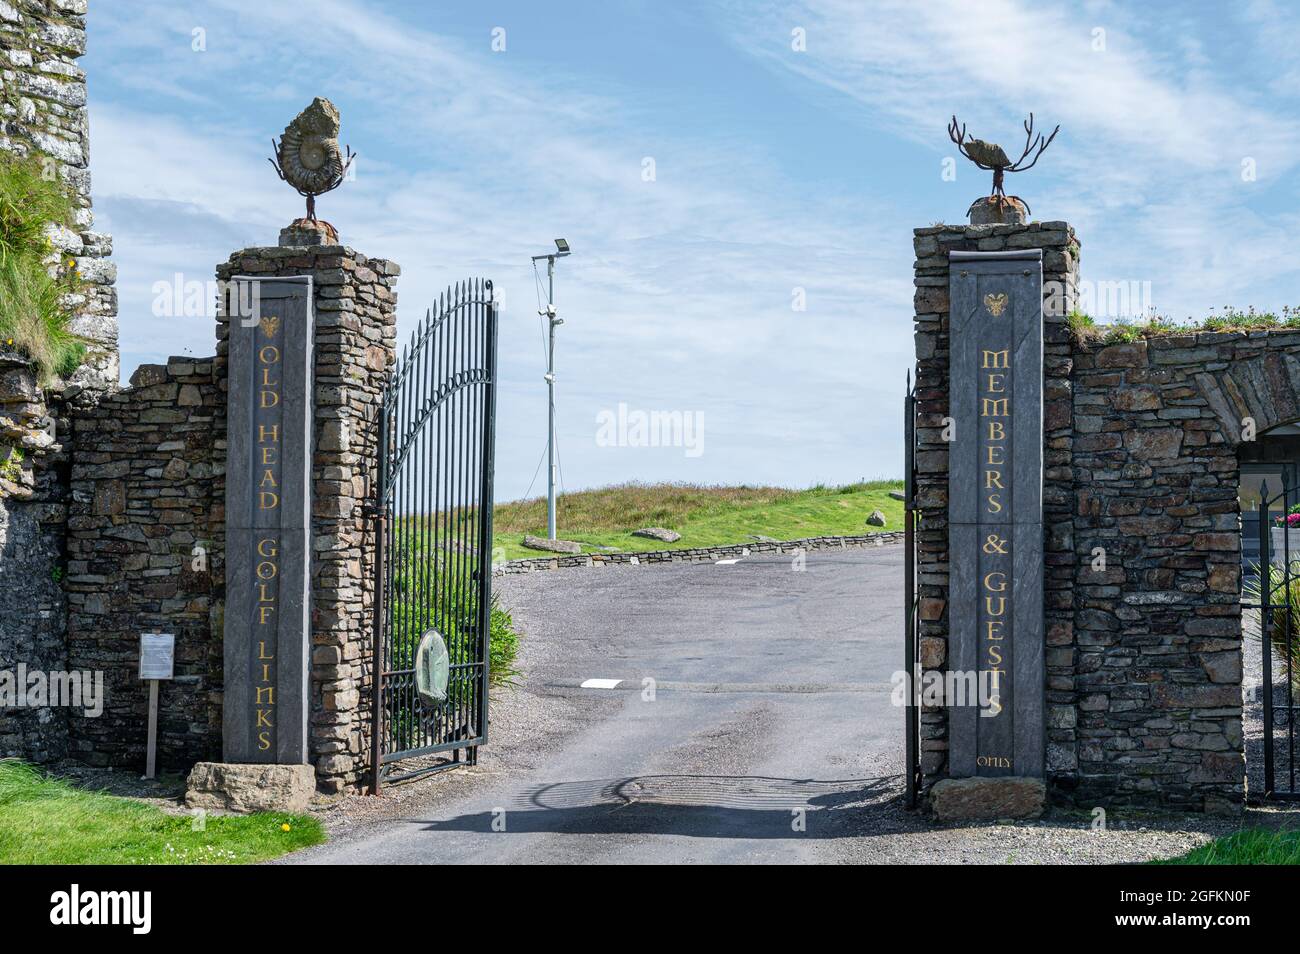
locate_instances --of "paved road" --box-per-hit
[291,546,907,864]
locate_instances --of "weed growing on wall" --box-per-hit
[0,156,87,382]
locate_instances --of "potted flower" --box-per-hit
[1271,506,1300,566]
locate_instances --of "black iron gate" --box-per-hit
[903,370,921,808]
[1247,477,1300,800]
[370,279,498,792]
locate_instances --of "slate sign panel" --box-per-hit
[948,250,1044,779]
[223,278,312,764]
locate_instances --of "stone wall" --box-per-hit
[913,219,1257,812]
[0,350,69,762]
[496,533,905,574]
[216,246,398,792]
[0,0,117,765]
[1069,332,1258,812]
[64,358,222,769]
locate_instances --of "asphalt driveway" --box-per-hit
[287,545,1240,864]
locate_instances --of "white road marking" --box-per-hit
[580,678,623,689]
[715,558,741,565]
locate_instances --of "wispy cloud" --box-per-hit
[722,0,1300,319]
[87,0,916,498]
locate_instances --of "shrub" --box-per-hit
[1243,561,1300,686]
[0,156,87,382]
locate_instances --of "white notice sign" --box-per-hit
[139,633,175,680]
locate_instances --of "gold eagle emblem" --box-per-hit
[983,293,1009,317]
[259,314,280,338]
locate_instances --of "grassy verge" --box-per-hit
[0,759,325,865]
[1151,828,1300,864]
[492,480,903,560]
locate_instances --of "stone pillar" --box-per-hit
[214,243,397,794]
[912,221,1079,791]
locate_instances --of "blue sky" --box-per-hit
[82,0,1300,501]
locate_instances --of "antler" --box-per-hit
[1006,112,1059,172]
[947,115,994,169]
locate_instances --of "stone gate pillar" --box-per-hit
[196,233,397,804]
[912,220,1079,814]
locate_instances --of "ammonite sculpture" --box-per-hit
[269,97,355,221]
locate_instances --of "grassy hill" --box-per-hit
[492,480,903,560]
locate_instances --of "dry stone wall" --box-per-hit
[64,358,222,769]
[0,0,116,765]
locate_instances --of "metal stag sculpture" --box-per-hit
[947,113,1059,214]
[268,97,356,222]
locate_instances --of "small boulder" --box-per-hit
[185,762,316,814]
[888,490,905,501]
[632,527,681,543]
[866,509,887,527]
[523,534,582,554]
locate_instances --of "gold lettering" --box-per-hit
[258,730,271,751]
[985,372,1006,393]
[986,493,1002,514]
[259,491,279,510]
[986,444,1004,466]
[255,686,275,705]
[983,572,1007,592]
[985,469,1003,490]
[258,605,275,625]
[981,350,1009,369]
[981,397,1009,417]
[258,424,279,443]
[987,420,1005,441]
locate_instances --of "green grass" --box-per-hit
[0,759,325,865]
[1152,828,1300,865]
[1070,305,1300,346]
[492,480,904,560]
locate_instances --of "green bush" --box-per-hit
[386,523,521,752]
[0,156,87,382]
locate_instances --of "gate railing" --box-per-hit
[1246,478,1300,799]
[903,370,920,808]
[370,279,498,792]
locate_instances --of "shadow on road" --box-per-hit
[413,774,901,839]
